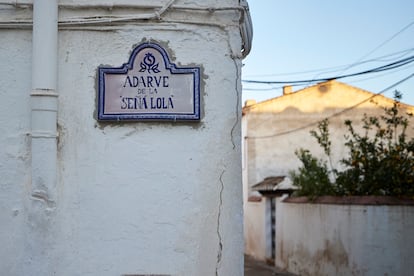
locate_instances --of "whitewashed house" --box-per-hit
[0,1,252,275]
[242,80,414,262]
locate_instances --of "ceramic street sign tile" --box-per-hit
[98,43,200,121]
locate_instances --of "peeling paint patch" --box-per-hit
[31,190,56,209]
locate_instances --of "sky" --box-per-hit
[242,0,414,105]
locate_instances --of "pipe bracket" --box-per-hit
[31,88,58,97]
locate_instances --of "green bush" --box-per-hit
[291,91,414,197]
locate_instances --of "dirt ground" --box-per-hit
[244,255,298,276]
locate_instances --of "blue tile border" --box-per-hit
[98,42,201,121]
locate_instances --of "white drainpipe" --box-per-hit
[31,0,58,202]
[27,0,58,274]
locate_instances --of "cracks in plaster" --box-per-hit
[214,28,242,274]
[230,57,241,150]
[215,169,225,276]
[221,25,243,151]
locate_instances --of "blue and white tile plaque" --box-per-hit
[98,43,200,121]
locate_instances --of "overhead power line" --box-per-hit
[340,20,414,75]
[244,47,414,78]
[243,63,414,91]
[242,55,414,85]
[245,20,414,88]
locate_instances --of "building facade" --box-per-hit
[0,1,252,275]
[242,80,414,261]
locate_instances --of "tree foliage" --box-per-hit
[291,91,414,197]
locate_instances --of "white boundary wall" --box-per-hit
[276,201,414,276]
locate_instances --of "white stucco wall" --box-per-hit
[276,201,414,276]
[0,1,247,275]
[0,29,31,275]
[242,108,269,261]
[243,200,267,260]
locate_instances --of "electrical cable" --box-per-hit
[243,56,414,92]
[242,55,414,85]
[346,63,414,85]
[243,62,414,91]
[305,20,414,89]
[340,20,414,75]
[243,87,279,91]
[244,47,414,78]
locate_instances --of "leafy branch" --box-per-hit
[291,91,414,197]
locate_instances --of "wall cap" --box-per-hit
[284,196,414,206]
